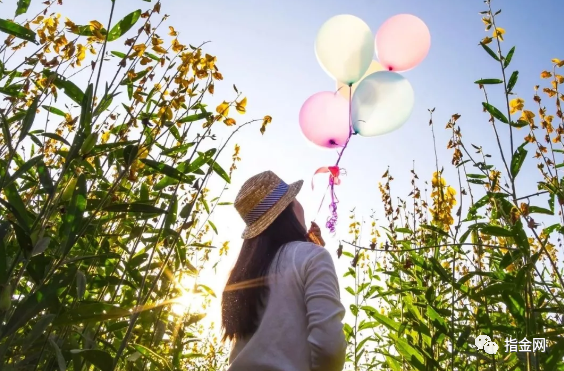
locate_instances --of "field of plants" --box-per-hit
[0,0,562,370]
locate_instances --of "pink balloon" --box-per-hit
[299,91,350,149]
[375,14,431,72]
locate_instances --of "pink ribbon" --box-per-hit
[312,166,346,234]
[312,166,342,190]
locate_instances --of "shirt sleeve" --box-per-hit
[302,245,347,371]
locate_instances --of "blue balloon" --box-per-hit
[351,71,414,137]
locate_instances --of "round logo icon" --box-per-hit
[483,340,499,355]
[475,334,491,350]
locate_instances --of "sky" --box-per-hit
[2,0,563,335]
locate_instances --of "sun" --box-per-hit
[171,273,207,315]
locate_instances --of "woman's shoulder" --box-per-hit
[285,241,331,261]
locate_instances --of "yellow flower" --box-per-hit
[216,101,230,117]
[76,44,86,66]
[101,131,110,144]
[132,44,146,57]
[509,98,524,114]
[540,71,552,79]
[224,118,236,126]
[492,27,505,40]
[235,97,247,114]
[520,110,535,125]
[171,39,185,53]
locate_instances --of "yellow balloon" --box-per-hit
[336,61,384,100]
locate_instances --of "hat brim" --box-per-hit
[241,180,304,239]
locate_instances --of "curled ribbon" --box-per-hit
[312,166,346,234]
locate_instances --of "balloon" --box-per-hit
[352,71,414,137]
[336,60,384,100]
[299,91,350,149]
[375,14,431,72]
[315,15,374,84]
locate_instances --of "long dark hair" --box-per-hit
[221,203,308,342]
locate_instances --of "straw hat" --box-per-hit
[235,171,303,239]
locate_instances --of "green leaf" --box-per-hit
[1,114,13,155]
[23,314,55,350]
[0,18,38,44]
[141,159,191,182]
[456,326,472,348]
[11,222,33,258]
[371,312,400,332]
[480,225,514,237]
[107,9,141,42]
[164,197,178,231]
[42,105,66,117]
[103,203,168,214]
[0,84,25,98]
[93,93,115,117]
[504,46,515,68]
[502,291,525,322]
[480,42,500,61]
[49,338,67,371]
[161,142,194,157]
[4,154,43,188]
[46,71,85,104]
[70,25,107,37]
[123,144,138,166]
[510,120,529,128]
[528,206,553,215]
[394,338,425,371]
[507,70,519,93]
[0,166,32,230]
[131,343,173,371]
[15,0,32,16]
[54,303,132,325]
[208,220,218,234]
[39,132,71,146]
[19,96,39,143]
[212,162,230,183]
[60,173,87,255]
[120,69,149,85]
[510,142,527,178]
[482,102,509,123]
[474,79,503,84]
[1,268,76,338]
[111,50,126,58]
[420,224,449,238]
[473,283,516,298]
[76,270,86,300]
[178,112,212,123]
[70,349,113,371]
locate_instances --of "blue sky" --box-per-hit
[2,0,562,328]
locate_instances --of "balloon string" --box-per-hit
[313,183,330,222]
[325,84,354,234]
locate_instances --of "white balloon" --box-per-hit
[351,71,414,137]
[336,60,384,100]
[315,15,374,85]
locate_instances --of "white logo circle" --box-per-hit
[474,334,491,350]
[483,340,499,355]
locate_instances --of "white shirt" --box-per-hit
[227,241,347,371]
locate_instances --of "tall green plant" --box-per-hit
[0,1,270,370]
[339,2,564,370]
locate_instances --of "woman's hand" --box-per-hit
[307,221,325,247]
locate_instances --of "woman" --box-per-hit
[221,170,347,371]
